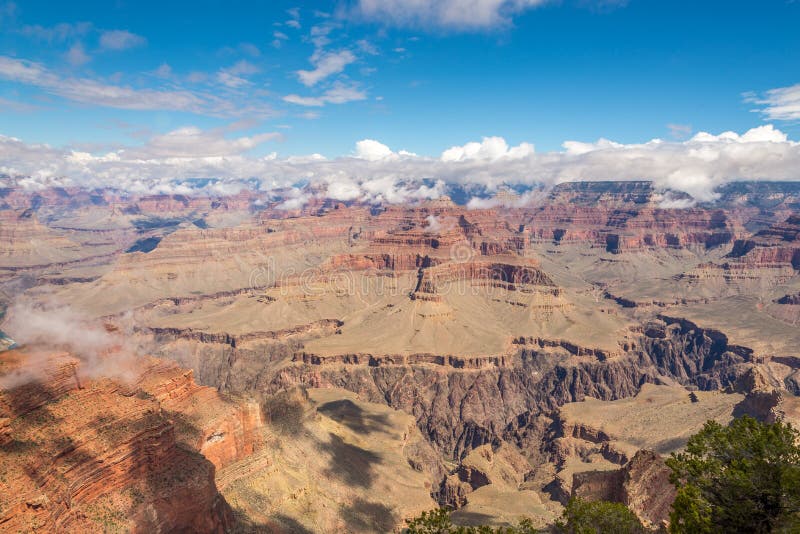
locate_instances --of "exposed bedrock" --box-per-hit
[571,449,675,528]
[521,203,741,251]
[156,315,755,462]
[138,319,343,348]
[411,260,557,299]
[724,214,800,269]
[0,352,239,533]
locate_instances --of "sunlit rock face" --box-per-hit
[0,350,237,533]
[1,180,799,531]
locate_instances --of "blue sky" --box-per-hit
[1,0,799,159]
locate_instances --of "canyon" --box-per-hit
[1,180,799,532]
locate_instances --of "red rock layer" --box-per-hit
[522,206,741,252]
[0,350,266,532]
[726,214,800,269]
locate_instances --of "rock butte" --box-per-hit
[0,179,799,531]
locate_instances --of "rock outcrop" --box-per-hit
[2,181,800,531]
[571,450,675,528]
[0,349,257,533]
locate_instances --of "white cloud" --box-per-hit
[99,29,147,51]
[357,39,379,55]
[354,0,548,30]
[153,63,172,78]
[441,136,534,161]
[283,95,322,106]
[562,138,622,155]
[2,126,800,209]
[297,49,356,86]
[746,83,800,121]
[224,59,260,76]
[0,56,52,84]
[286,7,301,28]
[424,214,442,232]
[20,22,92,42]
[272,31,289,48]
[0,55,274,117]
[187,71,208,83]
[123,126,281,158]
[667,123,692,140]
[465,189,546,209]
[0,96,39,112]
[654,191,695,209]
[688,124,787,144]
[277,187,310,210]
[238,42,261,57]
[283,82,367,106]
[66,42,91,66]
[354,139,395,160]
[326,178,363,200]
[216,59,260,88]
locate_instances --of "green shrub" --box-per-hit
[666,415,800,533]
[553,497,644,534]
[404,508,537,534]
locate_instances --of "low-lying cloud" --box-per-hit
[0,302,142,388]
[1,124,799,206]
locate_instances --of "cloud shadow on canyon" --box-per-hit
[339,498,398,533]
[316,398,392,435]
[318,432,382,489]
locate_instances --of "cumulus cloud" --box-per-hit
[2,125,800,209]
[353,0,548,30]
[0,55,274,117]
[354,139,395,160]
[441,136,534,161]
[99,29,147,51]
[688,124,787,144]
[326,178,363,200]
[746,83,800,121]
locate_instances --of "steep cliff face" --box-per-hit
[284,319,752,458]
[0,350,244,533]
[3,182,799,531]
[521,202,742,252]
[723,216,800,282]
[634,316,753,390]
[134,357,264,470]
[550,380,750,529]
[154,316,753,464]
[571,450,675,528]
